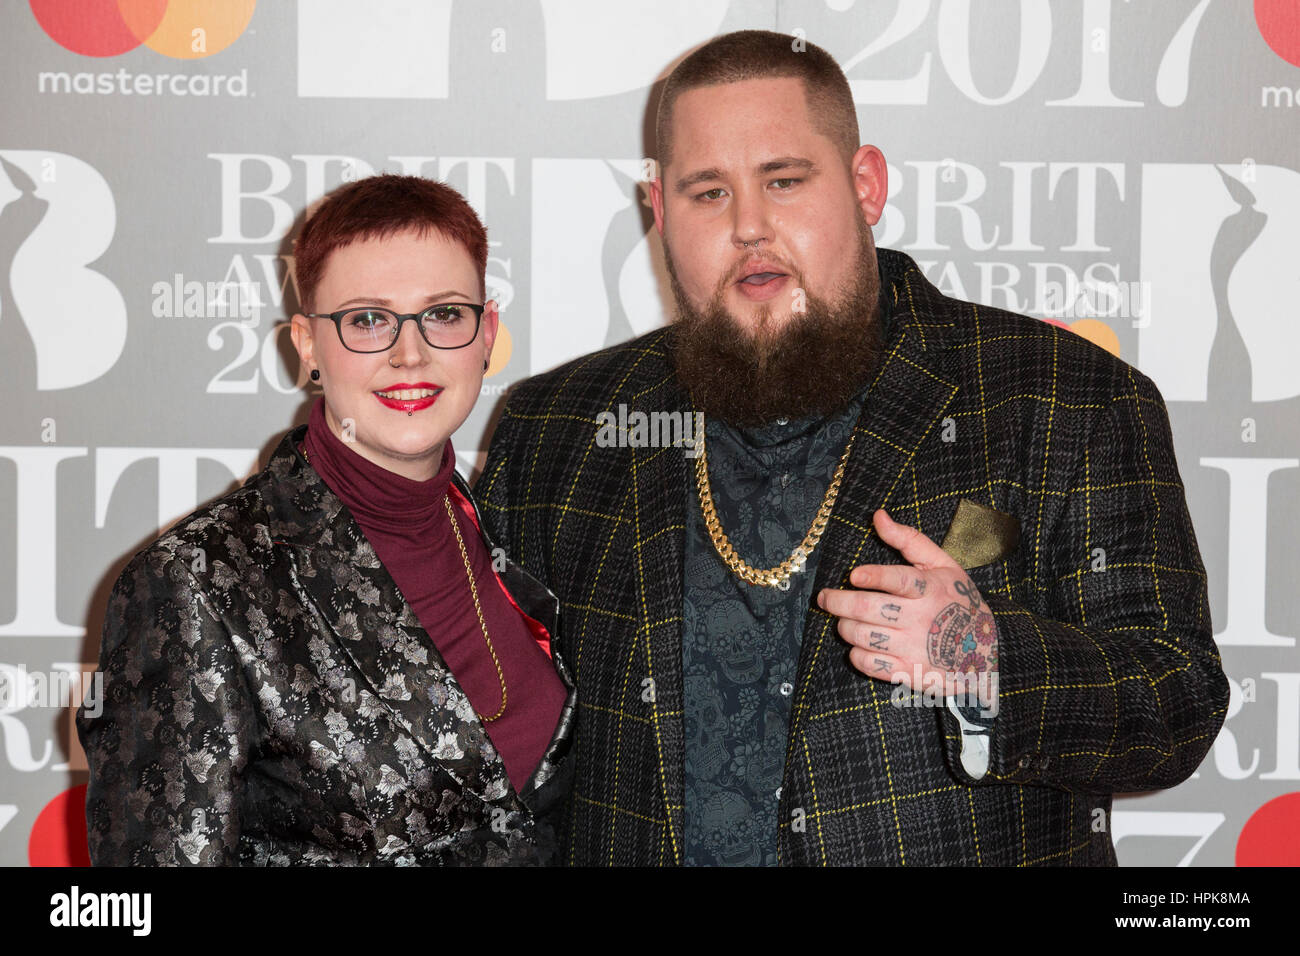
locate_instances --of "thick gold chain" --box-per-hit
[443,495,508,722]
[695,419,856,590]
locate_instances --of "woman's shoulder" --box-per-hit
[117,427,302,588]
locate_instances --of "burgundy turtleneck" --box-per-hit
[300,397,566,792]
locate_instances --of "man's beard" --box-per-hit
[666,222,885,429]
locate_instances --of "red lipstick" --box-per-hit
[373,381,443,413]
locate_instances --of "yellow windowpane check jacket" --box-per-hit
[476,248,1229,866]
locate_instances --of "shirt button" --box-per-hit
[779,682,794,697]
[780,473,792,488]
[775,787,782,800]
[776,417,788,426]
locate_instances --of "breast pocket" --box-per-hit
[939,498,1020,571]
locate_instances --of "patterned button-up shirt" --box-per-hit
[681,385,871,866]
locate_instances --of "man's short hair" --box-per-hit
[655,30,859,169]
[294,173,488,312]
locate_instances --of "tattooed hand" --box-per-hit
[817,508,999,696]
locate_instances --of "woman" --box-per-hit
[77,174,574,865]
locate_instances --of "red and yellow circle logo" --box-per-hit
[1256,0,1300,68]
[31,0,257,59]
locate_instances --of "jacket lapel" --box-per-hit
[627,358,693,863]
[448,469,578,799]
[792,253,963,728]
[264,428,513,805]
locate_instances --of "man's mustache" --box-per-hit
[715,253,802,295]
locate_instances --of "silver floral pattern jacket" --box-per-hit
[76,425,576,866]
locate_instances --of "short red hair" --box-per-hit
[293,173,488,311]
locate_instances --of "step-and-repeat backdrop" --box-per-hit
[1,0,1297,867]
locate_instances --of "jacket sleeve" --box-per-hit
[77,547,256,865]
[940,365,1229,793]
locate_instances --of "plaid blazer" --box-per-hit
[477,248,1228,866]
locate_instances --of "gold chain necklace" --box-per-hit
[443,495,507,722]
[694,418,857,590]
[301,443,507,722]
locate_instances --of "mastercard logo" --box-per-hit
[31,0,257,60]
[1256,0,1300,68]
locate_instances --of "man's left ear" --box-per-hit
[851,144,888,226]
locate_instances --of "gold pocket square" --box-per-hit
[939,499,1020,570]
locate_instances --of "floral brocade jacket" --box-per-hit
[76,425,576,866]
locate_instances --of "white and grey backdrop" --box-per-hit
[1,0,1297,866]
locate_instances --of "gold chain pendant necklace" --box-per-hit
[695,418,857,590]
[301,443,507,722]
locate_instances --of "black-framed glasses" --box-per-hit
[305,303,485,352]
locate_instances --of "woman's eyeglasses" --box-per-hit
[304,304,485,352]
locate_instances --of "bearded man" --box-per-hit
[478,30,1228,866]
